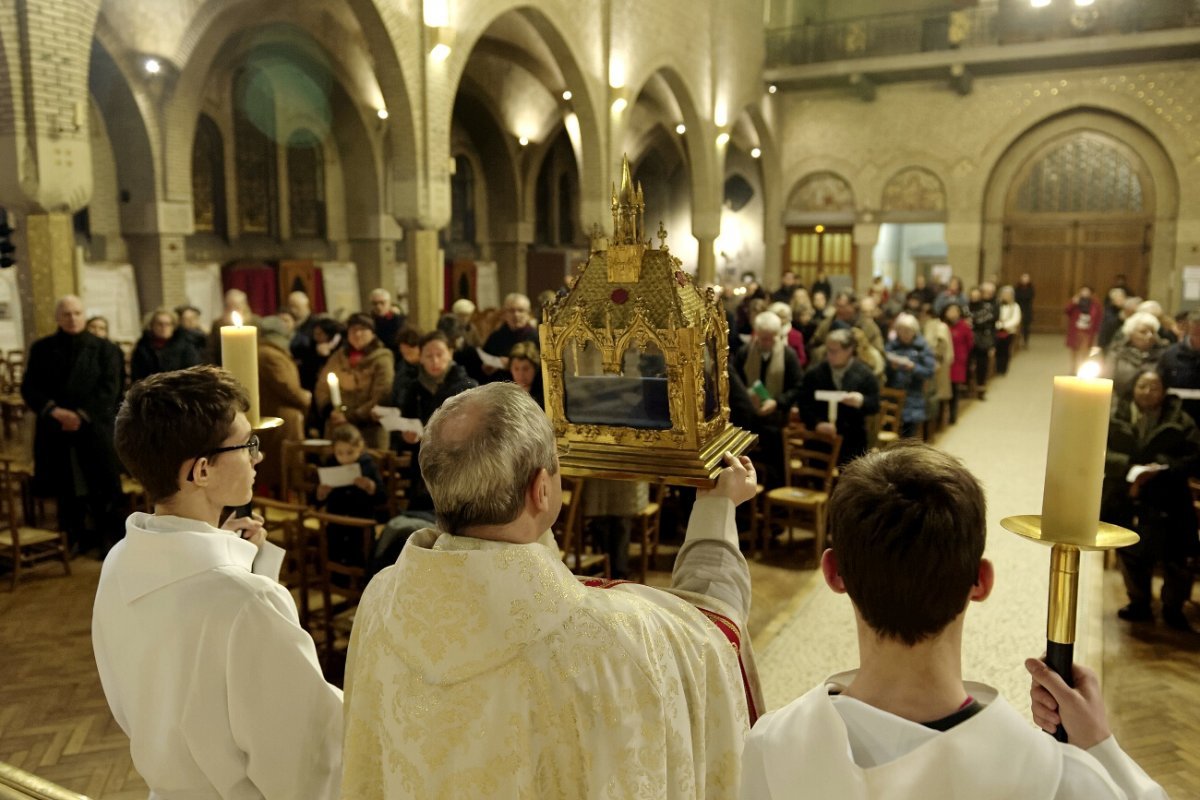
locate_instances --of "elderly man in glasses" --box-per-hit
[92,366,343,799]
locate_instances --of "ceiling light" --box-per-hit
[144,58,161,75]
[376,108,389,120]
[611,97,627,114]
[767,84,778,94]
[716,132,730,146]
[750,147,761,158]
[518,136,529,146]
[430,43,451,62]
[675,123,686,135]
[561,90,572,101]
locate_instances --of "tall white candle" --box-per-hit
[1041,362,1112,545]
[220,311,260,427]
[327,372,343,408]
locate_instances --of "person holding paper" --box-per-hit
[741,444,1165,799]
[1101,370,1200,631]
[799,328,879,464]
[1158,307,1200,422]
[398,331,477,432]
[314,425,386,569]
[481,292,539,382]
[94,366,343,798]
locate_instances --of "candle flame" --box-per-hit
[1077,360,1102,379]
[231,311,243,327]
[327,373,339,387]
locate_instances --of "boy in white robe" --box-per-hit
[342,382,762,798]
[741,443,1165,800]
[93,366,343,799]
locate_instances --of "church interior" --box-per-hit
[1,0,1199,796]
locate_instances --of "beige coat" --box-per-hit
[258,340,310,493]
[923,318,954,401]
[314,343,394,449]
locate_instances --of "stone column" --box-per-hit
[945,218,984,284]
[349,239,393,311]
[853,222,881,293]
[696,236,717,286]
[19,212,77,339]
[122,201,194,314]
[492,221,534,299]
[405,228,442,333]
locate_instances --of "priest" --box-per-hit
[342,382,762,798]
[741,444,1164,799]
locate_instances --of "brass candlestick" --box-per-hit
[1000,515,1138,742]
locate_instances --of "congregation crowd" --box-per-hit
[12,266,1190,798]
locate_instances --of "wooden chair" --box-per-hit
[555,476,609,578]
[875,387,905,446]
[367,447,411,518]
[0,455,71,589]
[762,426,842,559]
[631,482,666,581]
[250,497,318,626]
[279,439,330,505]
[307,509,378,669]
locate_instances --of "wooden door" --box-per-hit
[1002,220,1149,334]
[783,226,856,289]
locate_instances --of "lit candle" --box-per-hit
[1040,361,1112,545]
[327,372,342,408]
[220,311,260,427]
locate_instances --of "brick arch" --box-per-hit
[162,2,410,218]
[879,166,947,221]
[445,4,603,232]
[88,37,158,210]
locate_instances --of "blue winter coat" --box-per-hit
[885,335,936,423]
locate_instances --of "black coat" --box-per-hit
[21,330,123,497]
[799,360,880,464]
[1101,395,1200,555]
[1158,340,1200,423]
[400,364,478,424]
[130,330,202,383]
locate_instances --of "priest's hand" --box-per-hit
[1025,658,1112,749]
[700,452,757,507]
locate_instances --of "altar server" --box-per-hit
[93,366,343,799]
[342,382,762,798]
[741,443,1164,800]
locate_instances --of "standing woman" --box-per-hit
[993,285,1022,375]
[315,313,394,449]
[257,315,312,495]
[130,308,202,383]
[967,287,996,400]
[1015,273,1035,346]
[1102,371,1200,631]
[1065,286,1103,373]
[919,302,954,428]
[943,303,973,424]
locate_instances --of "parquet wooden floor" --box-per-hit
[1103,570,1200,799]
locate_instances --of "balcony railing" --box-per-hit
[766,2,1200,68]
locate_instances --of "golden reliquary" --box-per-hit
[539,156,756,487]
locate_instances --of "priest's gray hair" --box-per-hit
[420,382,557,535]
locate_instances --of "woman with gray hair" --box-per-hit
[884,313,936,437]
[1104,311,1168,399]
[769,300,808,367]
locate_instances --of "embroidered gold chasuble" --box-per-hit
[342,500,755,799]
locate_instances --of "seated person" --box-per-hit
[508,340,544,408]
[741,443,1165,799]
[315,424,387,568]
[799,328,880,464]
[93,366,342,798]
[341,383,763,797]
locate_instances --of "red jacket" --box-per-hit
[1065,299,1103,349]
[949,320,974,384]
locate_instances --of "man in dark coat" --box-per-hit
[481,293,539,383]
[799,328,880,464]
[22,295,124,554]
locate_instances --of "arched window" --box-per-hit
[1014,132,1144,214]
[287,129,325,239]
[192,113,227,237]
[449,155,476,247]
[233,70,278,236]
